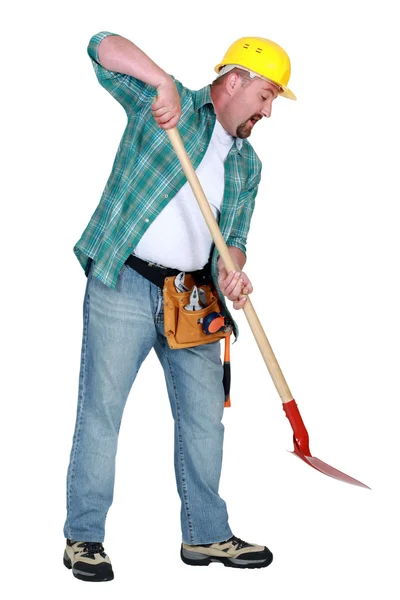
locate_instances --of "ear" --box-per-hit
[225,72,241,96]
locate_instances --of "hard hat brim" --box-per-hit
[214,62,297,101]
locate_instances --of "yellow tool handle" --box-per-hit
[166,127,294,404]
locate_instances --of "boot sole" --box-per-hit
[180,547,273,569]
[63,552,114,582]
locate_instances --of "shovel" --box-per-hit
[166,126,370,490]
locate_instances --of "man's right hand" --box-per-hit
[152,76,182,130]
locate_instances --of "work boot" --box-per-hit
[181,534,273,569]
[63,539,114,581]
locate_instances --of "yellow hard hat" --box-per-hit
[214,37,296,100]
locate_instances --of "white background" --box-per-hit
[2,0,399,598]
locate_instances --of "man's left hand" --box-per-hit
[217,266,253,310]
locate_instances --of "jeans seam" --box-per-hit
[65,283,91,540]
[163,342,195,543]
[154,287,164,323]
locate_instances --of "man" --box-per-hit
[63,31,296,581]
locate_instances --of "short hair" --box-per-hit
[211,67,253,89]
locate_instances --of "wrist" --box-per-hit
[157,73,174,89]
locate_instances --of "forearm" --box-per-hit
[98,34,170,88]
[217,247,246,273]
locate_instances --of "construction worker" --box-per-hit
[63,31,296,581]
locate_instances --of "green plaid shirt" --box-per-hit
[74,31,262,341]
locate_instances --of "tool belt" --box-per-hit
[162,272,232,350]
[124,253,213,289]
[163,272,233,408]
[124,253,232,347]
[125,253,233,407]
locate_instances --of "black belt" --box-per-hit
[124,254,213,289]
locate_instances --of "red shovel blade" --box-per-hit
[283,400,371,490]
[290,443,371,489]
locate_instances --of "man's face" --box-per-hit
[222,76,279,138]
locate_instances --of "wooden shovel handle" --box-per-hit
[166,127,294,404]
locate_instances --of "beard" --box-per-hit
[236,115,261,139]
[236,120,252,139]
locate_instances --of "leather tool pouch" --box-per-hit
[163,274,232,350]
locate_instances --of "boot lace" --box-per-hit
[229,536,248,550]
[78,542,104,554]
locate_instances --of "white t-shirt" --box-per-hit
[133,119,235,271]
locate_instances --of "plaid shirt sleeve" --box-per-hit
[225,167,262,255]
[87,31,155,115]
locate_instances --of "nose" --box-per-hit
[261,98,274,119]
[261,98,273,118]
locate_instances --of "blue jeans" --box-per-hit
[63,261,232,545]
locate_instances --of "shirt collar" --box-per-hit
[193,84,213,111]
[193,85,243,155]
